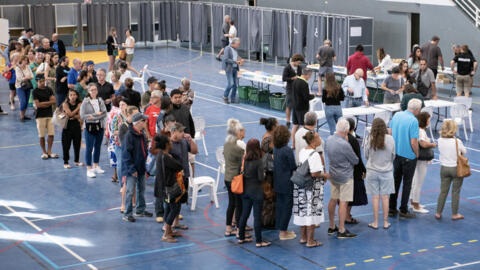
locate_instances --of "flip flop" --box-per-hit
[368,223,379,230]
[306,240,323,248]
[238,238,253,244]
[345,218,359,225]
[383,223,391,230]
[236,232,252,239]
[256,241,271,248]
[452,215,464,220]
[161,237,178,243]
[48,153,59,159]
[299,240,307,244]
[224,230,237,237]
[170,231,182,237]
[174,224,189,230]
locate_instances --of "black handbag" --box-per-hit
[263,152,274,173]
[21,79,33,90]
[418,145,434,161]
[161,155,184,202]
[86,122,101,134]
[416,71,429,97]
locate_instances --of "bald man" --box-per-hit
[67,58,82,89]
[37,38,56,54]
[216,15,231,60]
[51,33,66,58]
[341,68,369,108]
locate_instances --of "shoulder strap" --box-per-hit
[241,155,245,173]
[455,137,460,157]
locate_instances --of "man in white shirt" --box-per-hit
[342,68,369,108]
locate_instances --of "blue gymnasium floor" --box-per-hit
[0,46,480,270]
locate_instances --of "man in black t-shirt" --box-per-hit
[96,68,115,111]
[451,45,478,97]
[32,74,58,160]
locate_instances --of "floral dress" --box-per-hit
[106,106,121,167]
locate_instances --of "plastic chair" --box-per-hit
[421,106,435,141]
[188,163,219,211]
[450,104,469,141]
[454,96,473,132]
[215,146,225,192]
[309,97,324,112]
[132,64,149,93]
[362,110,391,148]
[193,116,208,156]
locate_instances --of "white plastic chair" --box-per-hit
[215,147,225,192]
[188,163,219,211]
[309,97,324,112]
[450,104,469,141]
[132,64,149,93]
[454,96,473,132]
[362,110,391,148]
[421,106,435,141]
[193,116,208,156]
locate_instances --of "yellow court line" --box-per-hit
[364,259,375,263]
[400,252,411,256]
[435,246,445,249]
[345,263,356,266]
[452,242,462,246]
[382,255,393,259]
[326,267,337,270]
[468,240,478,243]
[418,249,428,252]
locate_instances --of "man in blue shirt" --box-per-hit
[388,98,422,219]
[342,68,369,108]
[222,38,243,104]
[67,58,82,90]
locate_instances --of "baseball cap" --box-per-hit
[131,112,148,124]
[86,60,94,66]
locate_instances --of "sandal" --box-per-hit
[64,164,72,169]
[48,153,59,159]
[174,224,189,230]
[224,229,237,237]
[368,223,379,230]
[237,232,252,239]
[237,238,253,244]
[345,218,359,224]
[245,226,253,231]
[41,153,49,160]
[75,162,85,167]
[306,240,323,248]
[111,176,118,182]
[435,213,442,219]
[383,223,391,230]
[256,241,271,248]
[161,237,178,243]
[299,240,307,244]
[452,214,464,220]
[170,231,182,237]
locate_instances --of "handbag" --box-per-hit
[162,155,186,203]
[231,156,245,194]
[19,68,33,89]
[416,71,429,97]
[51,106,68,129]
[119,49,127,60]
[2,70,12,80]
[86,122,101,134]
[263,151,274,173]
[455,138,471,178]
[145,151,157,176]
[113,49,119,57]
[290,151,316,189]
[418,145,434,161]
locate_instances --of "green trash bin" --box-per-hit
[269,93,286,111]
[249,88,270,104]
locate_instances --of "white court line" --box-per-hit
[205,120,258,128]
[435,260,480,270]
[466,147,480,153]
[1,202,97,270]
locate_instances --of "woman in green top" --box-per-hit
[400,84,425,111]
[74,71,89,100]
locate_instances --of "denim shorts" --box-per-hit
[365,170,395,195]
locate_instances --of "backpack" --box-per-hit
[290,151,316,189]
[416,71,429,97]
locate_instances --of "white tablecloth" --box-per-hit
[316,106,386,120]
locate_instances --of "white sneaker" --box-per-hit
[87,169,96,178]
[94,166,105,174]
[413,207,429,214]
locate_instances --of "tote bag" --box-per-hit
[231,156,245,195]
[455,138,471,178]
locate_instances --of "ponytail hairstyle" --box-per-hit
[259,117,278,132]
[302,131,316,145]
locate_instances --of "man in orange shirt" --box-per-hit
[144,90,162,140]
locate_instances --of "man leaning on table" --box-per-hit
[342,68,369,108]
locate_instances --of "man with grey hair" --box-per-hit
[67,58,82,90]
[222,38,243,104]
[37,38,56,54]
[51,33,66,58]
[216,15,231,61]
[388,98,421,219]
[325,118,359,239]
[294,111,325,166]
[342,68,369,108]
[316,39,336,94]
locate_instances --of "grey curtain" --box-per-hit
[30,5,56,39]
[249,9,262,52]
[305,15,325,63]
[191,3,207,44]
[212,5,224,47]
[236,8,249,51]
[86,3,107,44]
[331,17,349,65]
[23,5,30,31]
[291,13,306,56]
[158,1,178,41]
[224,6,238,23]
[138,2,154,42]
[107,3,130,43]
[178,2,190,41]
[270,11,289,58]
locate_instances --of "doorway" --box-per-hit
[410,13,420,51]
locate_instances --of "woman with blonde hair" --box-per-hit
[106,27,119,72]
[436,120,467,220]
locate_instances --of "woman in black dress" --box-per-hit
[106,27,119,72]
[345,118,368,224]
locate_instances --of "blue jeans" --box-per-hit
[17,87,31,111]
[56,92,66,107]
[238,192,263,243]
[224,69,238,100]
[124,174,146,217]
[324,105,343,135]
[347,97,363,108]
[114,144,123,185]
[84,129,104,166]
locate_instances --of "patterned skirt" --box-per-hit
[108,136,117,167]
[293,178,325,226]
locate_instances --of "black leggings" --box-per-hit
[225,181,242,227]
[62,121,82,164]
[164,201,181,225]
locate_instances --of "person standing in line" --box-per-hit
[6,52,20,111]
[179,78,195,111]
[50,33,66,58]
[222,38,243,104]
[408,46,422,73]
[322,72,344,135]
[282,54,304,129]
[85,61,97,85]
[122,29,140,77]
[345,118,367,224]
[75,71,89,100]
[364,118,396,230]
[80,83,108,178]
[122,112,153,222]
[388,98,422,219]
[62,89,84,169]
[410,112,436,213]
[316,40,336,95]
[342,68,368,108]
[32,74,58,160]
[294,131,330,248]
[15,55,34,121]
[68,58,82,90]
[121,78,141,109]
[381,66,405,104]
[291,68,314,147]
[45,53,59,103]
[96,68,115,112]
[107,96,124,183]
[346,44,373,81]
[215,15,231,61]
[451,45,477,97]
[237,139,271,248]
[106,27,119,72]
[141,77,158,109]
[294,112,325,166]
[56,56,70,106]
[37,38,56,54]
[373,48,395,73]
[420,36,444,78]
[145,91,163,140]
[273,125,297,241]
[169,89,196,137]
[111,71,125,96]
[325,119,359,239]
[436,120,467,220]
[411,59,437,100]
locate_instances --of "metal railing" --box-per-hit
[453,0,480,28]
